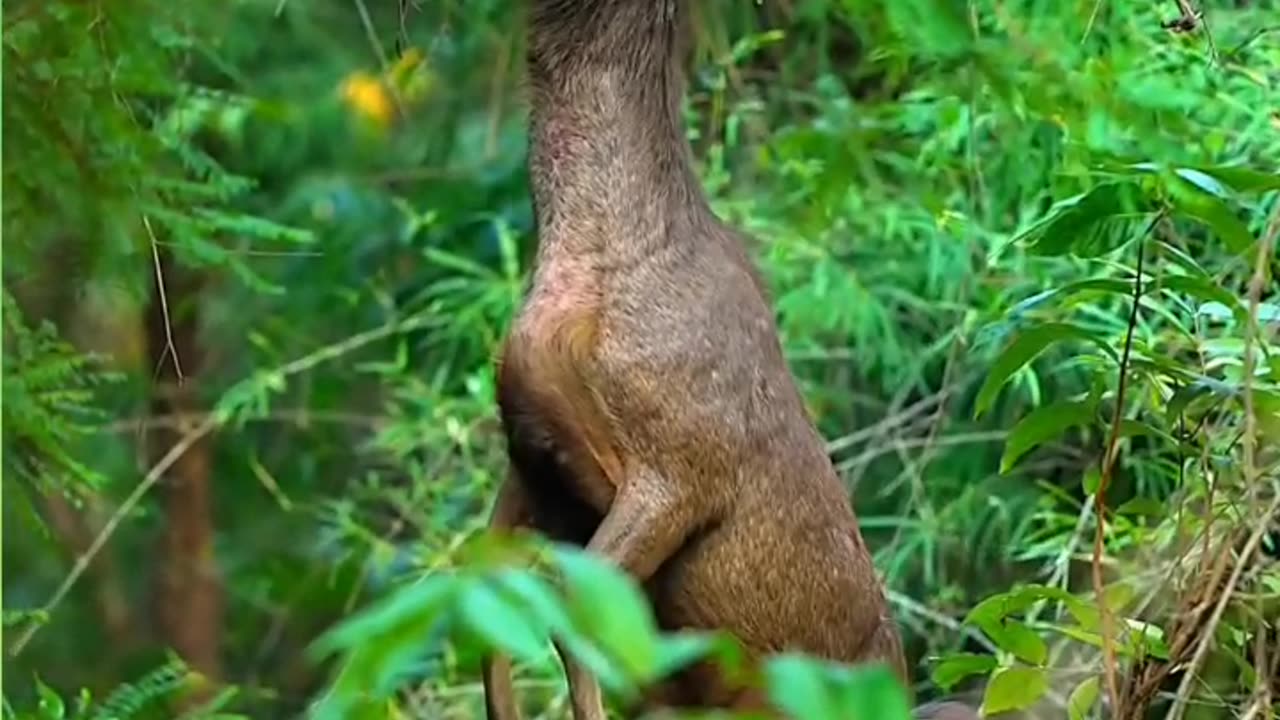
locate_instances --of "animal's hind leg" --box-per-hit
[484,470,535,720]
[482,465,609,720]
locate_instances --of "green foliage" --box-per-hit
[1,293,118,494]
[4,0,1278,718]
[311,539,912,720]
[3,660,239,720]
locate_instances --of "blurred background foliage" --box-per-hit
[3,0,1277,718]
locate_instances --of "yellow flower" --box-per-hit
[337,49,434,130]
[339,71,394,128]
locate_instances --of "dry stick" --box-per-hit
[1242,205,1280,717]
[145,215,184,383]
[7,313,438,657]
[1165,204,1280,720]
[1164,493,1280,720]
[1092,215,1160,713]
[8,416,217,657]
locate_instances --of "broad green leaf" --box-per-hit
[1192,165,1280,194]
[1082,467,1102,495]
[1161,276,1247,323]
[829,663,914,720]
[1174,168,1230,198]
[1118,162,1280,195]
[1168,178,1254,253]
[1050,623,1105,649]
[1122,619,1170,660]
[1155,239,1212,279]
[1166,378,1234,422]
[1103,581,1136,615]
[988,620,1048,666]
[930,653,998,690]
[1116,419,1173,444]
[1016,182,1152,257]
[36,677,65,720]
[556,547,659,682]
[1006,279,1133,318]
[1067,676,1100,720]
[981,666,1048,715]
[1001,400,1095,473]
[885,0,971,58]
[1008,585,1096,628]
[457,579,548,663]
[653,633,721,678]
[1115,497,1163,516]
[974,323,1118,418]
[764,654,839,720]
[309,576,453,659]
[495,569,574,637]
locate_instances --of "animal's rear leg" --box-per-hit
[484,471,534,720]
[482,467,610,720]
[585,466,697,582]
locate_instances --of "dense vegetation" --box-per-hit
[3,0,1277,719]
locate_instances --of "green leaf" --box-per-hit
[1192,165,1280,194]
[495,569,574,637]
[764,654,839,720]
[309,576,454,660]
[981,666,1048,716]
[830,663,914,720]
[1166,378,1234,422]
[1006,279,1133,317]
[457,578,549,663]
[36,677,66,720]
[1049,623,1105,649]
[1161,276,1247,323]
[1082,467,1102,495]
[1174,168,1229,198]
[885,0,971,58]
[1122,619,1171,660]
[1016,182,1153,257]
[1117,162,1280,195]
[989,620,1048,666]
[1067,676,1100,720]
[653,633,721,678]
[555,547,659,683]
[975,323,1118,418]
[1115,497,1163,516]
[1001,400,1095,473]
[1168,178,1254,253]
[931,653,998,690]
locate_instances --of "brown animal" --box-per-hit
[482,2,979,719]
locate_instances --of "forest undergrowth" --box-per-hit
[2,0,1277,719]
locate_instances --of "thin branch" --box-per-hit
[352,0,389,69]
[1092,213,1161,713]
[7,312,438,656]
[1241,203,1279,716]
[145,215,183,383]
[8,416,217,657]
[1163,493,1280,720]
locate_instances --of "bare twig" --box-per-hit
[8,416,217,657]
[145,215,183,383]
[1092,215,1161,712]
[7,312,437,656]
[1164,204,1280,720]
[1163,493,1280,720]
[351,0,389,68]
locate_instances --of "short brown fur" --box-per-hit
[482,2,977,719]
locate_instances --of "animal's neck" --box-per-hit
[526,0,704,261]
